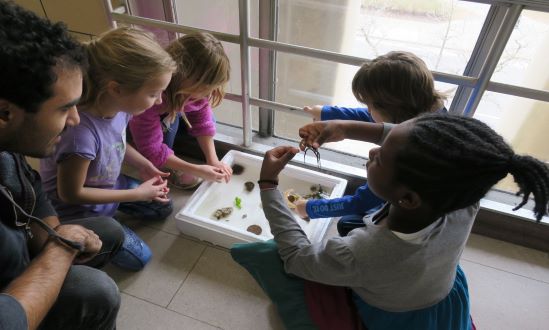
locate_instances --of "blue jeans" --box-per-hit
[163,112,217,149]
[40,216,124,329]
[163,113,181,149]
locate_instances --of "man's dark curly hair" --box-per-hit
[0,0,88,112]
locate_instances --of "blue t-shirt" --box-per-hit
[306,183,384,218]
[320,105,373,122]
[307,105,382,219]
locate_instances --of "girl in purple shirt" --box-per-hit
[40,27,176,270]
[129,32,232,189]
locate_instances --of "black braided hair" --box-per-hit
[395,113,549,221]
[0,0,87,112]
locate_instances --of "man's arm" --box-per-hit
[4,240,76,330]
[27,216,58,257]
[4,223,101,330]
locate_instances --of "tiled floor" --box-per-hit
[105,189,549,330]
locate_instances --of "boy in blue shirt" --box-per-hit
[295,51,447,236]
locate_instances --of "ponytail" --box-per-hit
[396,114,549,221]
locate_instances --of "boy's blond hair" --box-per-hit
[81,27,176,106]
[164,32,230,124]
[352,51,445,123]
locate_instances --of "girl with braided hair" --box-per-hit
[256,113,548,329]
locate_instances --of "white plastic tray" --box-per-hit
[175,150,347,248]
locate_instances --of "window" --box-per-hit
[109,0,549,217]
[273,0,490,156]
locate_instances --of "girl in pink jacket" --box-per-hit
[129,32,232,189]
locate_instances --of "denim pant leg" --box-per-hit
[63,216,125,268]
[336,214,366,237]
[163,113,180,149]
[39,265,120,330]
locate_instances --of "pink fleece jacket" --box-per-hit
[129,97,216,168]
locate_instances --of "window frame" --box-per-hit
[104,0,549,223]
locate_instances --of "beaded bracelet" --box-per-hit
[257,179,279,186]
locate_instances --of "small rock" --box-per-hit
[244,181,255,192]
[246,224,262,235]
[232,164,244,175]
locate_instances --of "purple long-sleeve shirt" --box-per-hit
[129,97,215,168]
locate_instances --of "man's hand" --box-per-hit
[260,146,300,182]
[298,120,346,150]
[53,224,102,264]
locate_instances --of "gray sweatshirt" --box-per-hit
[261,189,479,312]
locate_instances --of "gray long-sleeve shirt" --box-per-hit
[261,189,478,312]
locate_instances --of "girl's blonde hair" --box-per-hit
[81,27,176,106]
[164,32,230,123]
[351,51,446,123]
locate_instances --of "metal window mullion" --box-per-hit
[162,0,178,41]
[101,0,117,28]
[487,82,549,101]
[463,4,523,116]
[450,5,508,114]
[258,0,278,137]
[229,90,549,119]
[238,0,252,147]
[111,12,240,43]
[109,12,477,88]
[462,0,549,13]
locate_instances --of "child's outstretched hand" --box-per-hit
[260,146,299,182]
[295,199,308,218]
[136,176,170,203]
[298,120,346,150]
[303,105,322,121]
[210,160,233,182]
[196,164,229,183]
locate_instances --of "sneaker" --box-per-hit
[110,225,152,271]
[118,199,173,221]
[167,169,202,190]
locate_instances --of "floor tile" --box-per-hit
[463,233,549,283]
[104,225,206,307]
[168,247,285,330]
[118,293,220,330]
[462,260,549,330]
